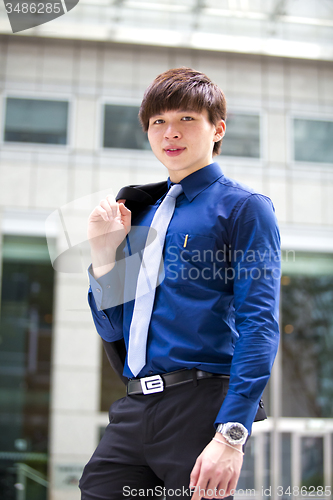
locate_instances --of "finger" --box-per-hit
[118,204,131,234]
[215,472,233,499]
[105,195,118,218]
[191,473,209,500]
[189,458,201,489]
[105,194,116,205]
[214,482,228,499]
[215,474,235,499]
[117,198,126,204]
[224,474,238,498]
[215,484,227,499]
[205,480,221,499]
[100,199,115,219]
[91,205,109,222]
[207,465,230,498]
[205,481,224,500]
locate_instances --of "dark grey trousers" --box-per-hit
[79,376,233,500]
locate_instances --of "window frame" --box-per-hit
[220,106,265,163]
[289,112,333,168]
[98,97,152,156]
[1,92,73,150]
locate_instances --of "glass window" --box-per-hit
[4,97,68,145]
[0,235,55,499]
[103,104,150,150]
[221,112,260,158]
[294,118,333,164]
[301,436,324,488]
[281,252,333,418]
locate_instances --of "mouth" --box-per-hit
[164,147,186,157]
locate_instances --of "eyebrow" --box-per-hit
[149,108,200,118]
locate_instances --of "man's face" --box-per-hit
[147,108,224,183]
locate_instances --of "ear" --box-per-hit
[213,120,226,142]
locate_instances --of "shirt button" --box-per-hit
[101,315,106,319]
[148,370,153,374]
[96,288,101,293]
[106,285,110,289]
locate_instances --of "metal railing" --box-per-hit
[14,463,48,500]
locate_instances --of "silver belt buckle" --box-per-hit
[140,374,164,394]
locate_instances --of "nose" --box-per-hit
[164,123,181,139]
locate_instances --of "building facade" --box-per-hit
[0,1,333,499]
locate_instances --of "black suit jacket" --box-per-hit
[102,181,169,385]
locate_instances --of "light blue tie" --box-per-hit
[127,184,183,377]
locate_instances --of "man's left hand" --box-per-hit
[189,433,244,499]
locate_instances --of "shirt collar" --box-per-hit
[167,162,223,202]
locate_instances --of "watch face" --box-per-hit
[218,422,248,445]
[228,425,244,441]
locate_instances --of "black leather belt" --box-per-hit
[127,369,230,396]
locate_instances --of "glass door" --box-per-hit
[0,235,54,500]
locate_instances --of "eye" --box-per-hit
[181,116,194,121]
[152,118,164,125]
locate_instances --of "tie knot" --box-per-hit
[167,184,183,199]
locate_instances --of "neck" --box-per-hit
[168,160,214,184]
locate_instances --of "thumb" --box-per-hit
[119,203,131,217]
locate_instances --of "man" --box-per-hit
[79,67,280,500]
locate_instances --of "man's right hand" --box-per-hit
[88,196,131,279]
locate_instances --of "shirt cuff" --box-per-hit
[88,264,122,311]
[214,391,261,435]
[88,286,124,342]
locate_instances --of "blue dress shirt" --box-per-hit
[88,162,280,433]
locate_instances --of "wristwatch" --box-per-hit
[216,422,248,446]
